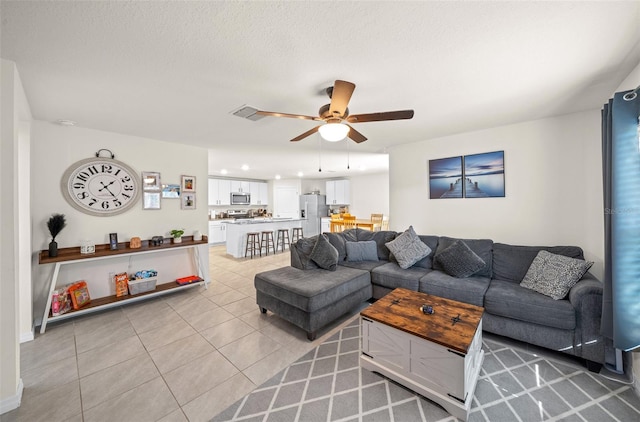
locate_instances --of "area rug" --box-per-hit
[212,317,640,422]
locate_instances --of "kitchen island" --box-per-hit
[223,218,303,258]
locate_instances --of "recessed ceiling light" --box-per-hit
[56,119,76,126]
[241,164,250,171]
[297,171,304,177]
[220,169,228,175]
[275,174,281,180]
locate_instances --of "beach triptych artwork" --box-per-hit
[429,151,505,199]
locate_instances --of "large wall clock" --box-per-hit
[61,156,141,216]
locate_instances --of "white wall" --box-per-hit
[1,60,30,414]
[389,109,604,280]
[347,172,390,219]
[30,122,209,325]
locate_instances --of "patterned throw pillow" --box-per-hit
[385,226,432,270]
[520,250,593,300]
[310,233,339,271]
[435,239,486,278]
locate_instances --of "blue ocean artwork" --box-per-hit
[429,156,463,199]
[464,151,505,197]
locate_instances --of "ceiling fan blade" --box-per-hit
[329,80,356,117]
[290,126,321,142]
[346,110,414,123]
[346,125,367,143]
[256,110,320,121]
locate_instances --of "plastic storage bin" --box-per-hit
[128,277,158,295]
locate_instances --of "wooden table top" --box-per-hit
[360,288,484,354]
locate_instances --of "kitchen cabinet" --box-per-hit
[326,180,350,205]
[250,182,268,205]
[230,180,251,193]
[209,220,227,244]
[208,178,231,205]
[321,218,331,234]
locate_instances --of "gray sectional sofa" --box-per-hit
[254,228,605,369]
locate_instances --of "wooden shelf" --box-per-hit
[39,235,209,265]
[47,280,204,324]
[38,237,209,333]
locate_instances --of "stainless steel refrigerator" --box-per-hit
[300,194,329,237]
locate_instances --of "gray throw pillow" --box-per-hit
[310,234,339,271]
[520,250,593,300]
[346,241,379,262]
[435,239,486,278]
[385,226,432,270]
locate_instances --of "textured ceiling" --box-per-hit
[2,1,639,179]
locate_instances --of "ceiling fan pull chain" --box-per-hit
[347,140,350,170]
[318,133,322,172]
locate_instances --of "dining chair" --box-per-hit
[370,214,384,231]
[343,215,357,231]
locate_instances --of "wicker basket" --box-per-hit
[128,277,157,295]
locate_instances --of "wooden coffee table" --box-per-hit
[360,288,484,421]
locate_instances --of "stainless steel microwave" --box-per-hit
[230,192,250,205]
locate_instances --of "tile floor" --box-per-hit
[3,244,639,422]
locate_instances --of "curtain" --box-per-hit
[601,89,640,352]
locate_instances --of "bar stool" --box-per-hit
[292,227,304,243]
[244,232,261,258]
[261,230,275,255]
[276,229,290,253]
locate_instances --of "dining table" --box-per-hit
[330,219,379,232]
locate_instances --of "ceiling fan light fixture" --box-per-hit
[319,122,349,142]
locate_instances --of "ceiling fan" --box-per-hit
[255,80,414,143]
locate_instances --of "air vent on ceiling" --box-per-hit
[230,105,265,121]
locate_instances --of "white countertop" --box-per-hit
[222,217,302,225]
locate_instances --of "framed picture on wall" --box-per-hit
[181,192,196,210]
[463,151,505,198]
[143,192,161,210]
[428,156,463,199]
[142,171,161,191]
[161,184,180,198]
[181,175,195,192]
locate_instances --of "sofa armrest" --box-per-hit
[568,272,605,363]
[568,272,602,307]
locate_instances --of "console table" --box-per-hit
[38,236,209,333]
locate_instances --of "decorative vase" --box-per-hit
[193,230,202,241]
[49,240,58,257]
[173,237,182,244]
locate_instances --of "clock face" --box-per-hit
[61,157,141,216]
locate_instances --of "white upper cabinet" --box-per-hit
[326,179,350,205]
[208,179,231,205]
[250,182,268,205]
[230,180,250,193]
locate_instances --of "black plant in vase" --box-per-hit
[47,214,66,257]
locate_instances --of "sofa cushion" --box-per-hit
[520,250,593,300]
[419,271,490,307]
[433,236,493,278]
[291,236,320,270]
[371,262,430,291]
[385,226,432,269]
[346,241,379,262]
[434,239,486,278]
[484,279,576,330]
[412,235,440,269]
[310,234,339,271]
[492,243,586,284]
[254,266,371,312]
[355,229,397,260]
[341,260,389,272]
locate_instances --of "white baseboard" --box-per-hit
[20,328,34,343]
[0,378,23,415]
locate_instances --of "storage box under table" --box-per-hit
[128,277,158,295]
